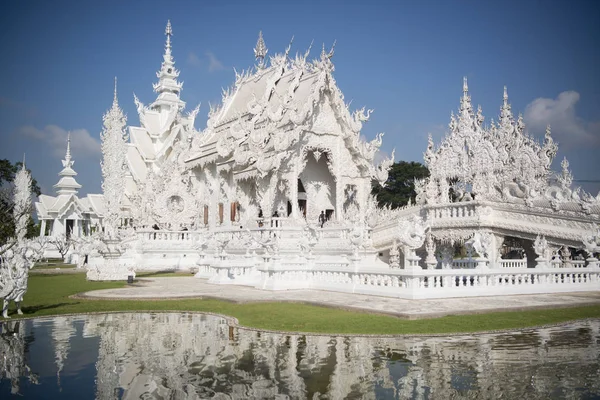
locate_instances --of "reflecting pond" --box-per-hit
[1,313,599,399]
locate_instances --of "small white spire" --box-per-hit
[254,31,268,69]
[503,85,508,104]
[459,77,474,122]
[165,20,172,57]
[55,131,81,195]
[22,153,26,169]
[65,132,71,164]
[113,76,118,105]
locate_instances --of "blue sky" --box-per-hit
[1,0,599,196]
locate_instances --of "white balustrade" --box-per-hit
[566,260,587,269]
[452,259,475,269]
[498,259,527,268]
[139,230,201,241]
[428,203,477,220]
[245,262,600,299]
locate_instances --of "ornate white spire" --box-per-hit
[558,157,573,189]
[318,41,336,71]
[54,132,81,195]
[101,77,128,237]
[499,85,514,129]
[165,20,172,57]
[113,76,118,105]
[152,20,184,107]
[64,132,72,168]
[458,77,476,130]
[254,31,268,69]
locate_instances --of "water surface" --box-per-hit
[1,313,599,399]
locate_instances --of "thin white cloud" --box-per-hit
[19,124,101,159]
[373,148,392,165]
[524,91,600,148]
[187,51,202,68]
[206,51,224,72]
[187,51,224,72]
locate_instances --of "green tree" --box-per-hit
[0,159,42,246]
[371,161,429,208]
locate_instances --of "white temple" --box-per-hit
[55,22,600,298]
[35,134,104,242]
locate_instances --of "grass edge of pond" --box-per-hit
[2,273,599,336]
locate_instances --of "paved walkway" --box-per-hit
[79,277,600,319]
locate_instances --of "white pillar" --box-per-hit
[40,220,47,236]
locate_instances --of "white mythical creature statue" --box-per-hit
[397,215,427,250]
[246,231,279,256]
[465,232,493,259]
[581,224,600,259]
[396,215,427,269]
[349,222,365,259]
[1,239,47,318]
[1,163,46,318]
[533,235,551,261]
[298,224,319,256]
[372,149,395,187]
[413,178,427,205]
[389,240,400,268]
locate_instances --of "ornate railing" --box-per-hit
[452,259,474,269]
[565,260,587,268]
[498,259,528,268]
[428,202,478,219]
[249,263,600,299]
[138,230,203,241]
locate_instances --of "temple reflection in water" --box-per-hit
[1,313,599,399]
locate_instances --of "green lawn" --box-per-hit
[33,262,77,270]
[2,273,599,335]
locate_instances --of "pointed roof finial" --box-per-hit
[320,40,336,61]
[165,20,172,54]
[113,76,118,105]
[22,153,26,169]
[55,131,81,194]
[65,132,72,164]
[254,31,268,69]
[304,39,314,59]
[329,40,336,58]
[152,20,183,102]
[503,85,508,104]
[463,77,469,95]
[284,35,294,58]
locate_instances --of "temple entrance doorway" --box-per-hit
[299,150,336,223]
[65,219,74,238]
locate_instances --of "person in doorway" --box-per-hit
[319,211,326,228]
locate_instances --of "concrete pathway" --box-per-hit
[79,277,600,319]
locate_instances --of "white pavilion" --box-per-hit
[35,134,104,247]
